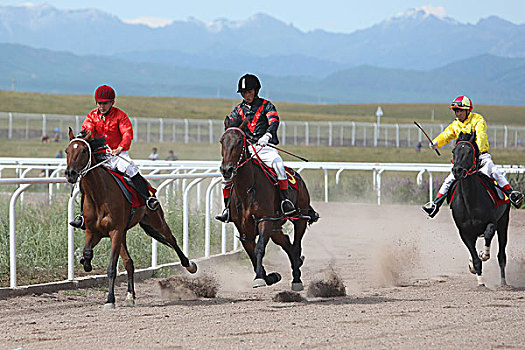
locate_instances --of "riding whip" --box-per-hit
[414,121,441,156]
[267,144,309,162]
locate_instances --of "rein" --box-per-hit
[454,140,479,176]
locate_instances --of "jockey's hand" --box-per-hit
[110,146,123,156]
[258,133,272,147]
[429,141,438,150]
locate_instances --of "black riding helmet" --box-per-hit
[237,74,261,93]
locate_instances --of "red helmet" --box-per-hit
[449,95,473,110]
[95,85,116,102]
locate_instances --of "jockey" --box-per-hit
[215,73,296,223]
[422,95,524,218]
[69,85,159,229]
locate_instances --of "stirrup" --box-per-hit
[69,215,85,229]
[215,208,230,223]
[146,197,159,211]
[421,201,439,218]
[281,199,296,217]
[509,191,524,208]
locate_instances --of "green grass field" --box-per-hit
[2,90,525,124]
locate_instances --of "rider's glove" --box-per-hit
[258,133,272,147]
[429,140,438,150]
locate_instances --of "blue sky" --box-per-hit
[2,1,524,32]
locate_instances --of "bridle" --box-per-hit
[453,140,479,176]
[223,127,257,170]
[68,137,111,179]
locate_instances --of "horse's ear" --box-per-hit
[85,129,92,141]
[470,131,476,143]
[224,117,230,131]
[68,127,75,141]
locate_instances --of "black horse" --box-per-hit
[450,131,510,287]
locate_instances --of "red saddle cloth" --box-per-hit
[449,174,509,208]
[107,169,156,208]
[252,158,299,190]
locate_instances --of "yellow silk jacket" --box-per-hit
[434,112,489,153]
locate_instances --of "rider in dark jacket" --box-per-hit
[215,74,296,222]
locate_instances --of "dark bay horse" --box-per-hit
[65,128,197,309]
[219,121,319,291]
[450,132,510,287]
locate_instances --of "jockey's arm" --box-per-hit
[265,104,280,137]
[434,123,458,148]
[110,146,123,156]
[473,118,489,152]
[226,109,243,127]
[117,113,133,152]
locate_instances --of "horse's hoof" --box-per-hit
[252,278,267,288]
[478,283,486,287]
[479,250,490,262]
[186,261,198,274]
[125,292,135,306]
[103,303,116,310]
[266,272,282,286]
[291,282,304,292]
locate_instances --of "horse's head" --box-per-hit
[64,127,94,183]
[219,119,249,181]
[452,131,480,179]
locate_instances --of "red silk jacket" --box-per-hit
[82,107,133,151]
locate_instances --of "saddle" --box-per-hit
[106,169,156,208]
[252,157,299,191]
[447,173,509,208]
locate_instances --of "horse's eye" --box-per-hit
[64,149,68,154]
[82,148,87,154]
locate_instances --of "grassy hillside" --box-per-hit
[2,90,525,125]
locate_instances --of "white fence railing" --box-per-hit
[2,159,525,290]
[3,112,525,149]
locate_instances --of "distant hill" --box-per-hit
[2,43,525,105]
[1,3,525,76]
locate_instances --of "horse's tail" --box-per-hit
[139,222,173,248]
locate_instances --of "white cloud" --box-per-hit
[123,16,173,28]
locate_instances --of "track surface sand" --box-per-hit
[1,202,525,349]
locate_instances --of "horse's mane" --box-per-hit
[87,137,108,164]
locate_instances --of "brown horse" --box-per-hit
[64,128,197,309]
[219,121,318,291]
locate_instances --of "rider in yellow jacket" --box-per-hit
[422,95,524,218]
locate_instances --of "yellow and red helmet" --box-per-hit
[449,95,473,110]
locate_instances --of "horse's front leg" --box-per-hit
[105,229,122,309]
[460,231,485,286]
[479,223,495,262]
[253,221,281,288]
[119,236,135,306]
[80,229,102,272]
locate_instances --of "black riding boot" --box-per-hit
[503,187,524,208]
[131,174,159,211]
[69,193,85,229]
[279,188,296,217]
[215,197,230,223]
[422,194,446,218]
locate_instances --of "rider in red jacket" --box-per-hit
[69,85,158,229]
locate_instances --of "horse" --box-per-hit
[219,120,319,291]
[64,127,197,309]
[450,131,510,287]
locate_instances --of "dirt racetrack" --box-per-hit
[1,202,525,350]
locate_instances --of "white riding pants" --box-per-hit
[101,151,139,177]
[438,153,509,196]
[249,144,287,180]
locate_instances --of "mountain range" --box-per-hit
[0,3,525,104]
